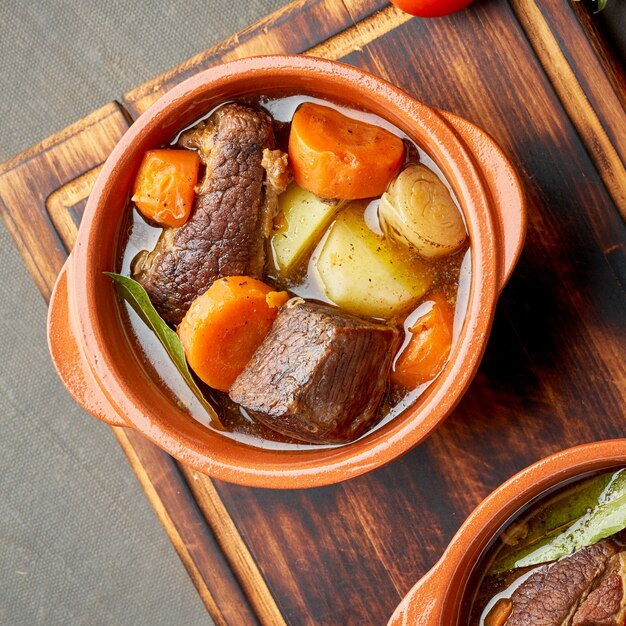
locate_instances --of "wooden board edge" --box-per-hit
[306,4,411,60]
[46,166,102,253]
[0,102,129,300]
[570,0,626,109]
[112,428,228,625]
[510,0,626,221]
[532,1,626,169]
[341,0,390,24]
[0,196,58,301]
[0,103,122,177]
[120,0,356,115]
[180,468,288,626]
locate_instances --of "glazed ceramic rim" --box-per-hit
[69,55,499,488]
[390,439,626,624]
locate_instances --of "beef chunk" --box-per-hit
[573,552,626,626]
[507,541,617,626]
[229,299,399,443]
[132,103,287,325]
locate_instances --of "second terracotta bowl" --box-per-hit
[47,55,525,488]
[388,439,626,625]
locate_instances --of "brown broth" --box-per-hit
[118,94,471,450]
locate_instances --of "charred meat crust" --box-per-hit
[228,299,400,443]
[132,103,278,325]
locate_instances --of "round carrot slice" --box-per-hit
[288,102,405,200]
[178,277,289,392]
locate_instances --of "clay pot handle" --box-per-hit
[47,259,127,428]
[387,562,447,625]
[439,110,526,293]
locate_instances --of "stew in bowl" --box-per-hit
[47,55,524,487]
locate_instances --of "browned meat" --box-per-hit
[573,552,626,626]
[132,103,288,325]
[507,541,618,626]
[229,299,399,443]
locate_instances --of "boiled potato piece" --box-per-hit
[271,182,342,276]
[379,163,467,258]
[317,205,432,318]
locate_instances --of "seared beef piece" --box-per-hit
[572,552,626,626]
[132,103,288,325]
[507,541,618,626]
[229,299,399,443]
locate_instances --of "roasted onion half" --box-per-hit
[379,163,467,258]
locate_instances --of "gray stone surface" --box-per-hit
[0,0,288,624]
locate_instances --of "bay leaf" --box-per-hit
[490,472,614,573]
[105,273,222,428]
[492,469,626,573]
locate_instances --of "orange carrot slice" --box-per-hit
[392,292,454,389]
[288,102,405,200]
[484,599,513,626]
[132,149,200,227]
[178,277,289,392]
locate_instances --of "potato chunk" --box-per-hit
[271,183,342,276]
[316,205,432,318]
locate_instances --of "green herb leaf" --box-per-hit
[105,273,222,428]
[490,472,615,573]
[492,470,626,573]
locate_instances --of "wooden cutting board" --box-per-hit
[1,1,625,624]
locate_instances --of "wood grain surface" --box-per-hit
[120,0,388,118]
[1,0,624,624]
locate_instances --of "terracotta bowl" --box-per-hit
[47,55,525,488]
[388,439,626,625]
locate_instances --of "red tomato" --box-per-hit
[390,0,475,17]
